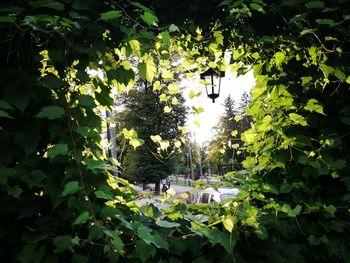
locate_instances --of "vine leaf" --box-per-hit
[35,106,65,120]
[100,10,122,21]
[61,181,80,197]
[141,11,158,26]
[155,219,180,228]
[73,211,91,225]
[48,144,68,158]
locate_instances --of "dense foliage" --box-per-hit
[0,0,349,262]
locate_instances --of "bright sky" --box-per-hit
[183,70,255,145]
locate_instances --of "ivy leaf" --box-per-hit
[53,235,73,253]
[29,0,65,11]
[150,135,162,143]
[334,69,346,81]
[84,158,105,170]
[316,18,336,26]
[73,211,91,225]
[47,144,68,158]
[7,185,22,198]
[289,113,308,126]
[135,240,156,263]
[300,28,317,36]
[0,99,13,110]
[95,190,114,200]
[19,244,44,263]
[191,106,204,115]
[304,99,325,115]
[305,1,324,9]
[168,84,179,94]
[130,138,144,149]
[0,16,16,23]
[61,181,80,197]
[164,106,172,113]
[138,59,156,82]
[141,11,158,26]
[250,3,266,13]
[222,217,234,233]
[35,106,65,120]
[0,110,14,119]
[171,97,179,105]
[274,52,285,68]
[324,205,336,216]
[155,219,180,228]
[194,120,201,128]
[100,10,122,21]
[168,24,178,32]
[152,81,162,91]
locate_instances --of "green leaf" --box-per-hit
[19,244,44,263]
[0,100,13,110]
[47,144,68,158]
[168,24,178,32]
[84,158,105,170]
[316,18,335,26]
[304,99,325,115]
[164,106,172,113]
[0,110,14,119]
[324,204,336,216]
[346,76,350,84]
[191,106,204,115]
[135,240,156,263]
[334,69,346,81]
[168,84,179,94]
[138,59,156,82]
[73,212,91,225]
[234,115,242,122]
[141,11,158,26]
[222,217,234,233]
[100,10,122,21]
[289,113,308,126]
[130,138,144,149]
[250,3,266,13]
[61,181,80,196]
[155,219,180,228]
[29,0,65,11]
[300,28,317,36]
[7,185,22,198]
[53,235,73,253]
[95,190,114,200]
[0,16,16,23]
[305,1,324,9]
[36,106,65,120]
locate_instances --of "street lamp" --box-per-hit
[200,68,225,103]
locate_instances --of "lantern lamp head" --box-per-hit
[200,68,225,103]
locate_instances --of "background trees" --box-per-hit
[206,92,251,174]
[116,81,187,193]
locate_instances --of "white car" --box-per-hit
[196,187,239,204]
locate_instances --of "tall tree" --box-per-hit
[207,93,251,174]
[117,81,187,193]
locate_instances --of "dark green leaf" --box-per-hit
[61,181,80,196]
[48,144,68,158]
[36,106,65,120]
[73,211,91,225]
[100,10,122,21]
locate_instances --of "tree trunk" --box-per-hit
[154,180,160,195]
[142,182,147,190]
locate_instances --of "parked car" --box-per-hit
[196,187,239,204]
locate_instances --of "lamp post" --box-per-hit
[200,68,225,103]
